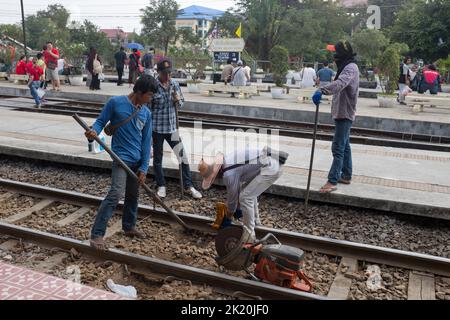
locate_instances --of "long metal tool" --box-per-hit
[72,113,192,231]
[173,93,184,199]
[304,102,320,214]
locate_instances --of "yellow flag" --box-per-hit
[235,23,242,38]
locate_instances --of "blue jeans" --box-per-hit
[29,81,41,105]
[328,119,353,185]
[152,131,193,188]
[91,162,140,239]
[418,82,438,94]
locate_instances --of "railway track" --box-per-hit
[1,178,449,300]
[1,96,449,152]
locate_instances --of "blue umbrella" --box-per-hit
[127,42,144,50]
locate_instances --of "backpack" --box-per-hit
[93,59,102,75]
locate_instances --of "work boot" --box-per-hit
[90,237,108,251]
[212,202,226,229]
[157,186,166,198]
[123,227,146,239]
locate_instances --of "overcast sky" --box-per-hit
[0,0,236,32]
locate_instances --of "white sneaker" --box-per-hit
[187,187,202,199]
[157,186,166,198]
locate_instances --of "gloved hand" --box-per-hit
[234,209,243,220]
[312,90,322,105]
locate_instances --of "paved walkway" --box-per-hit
[0,262,127,300]
[0,108,449,220]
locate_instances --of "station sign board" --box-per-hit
[210,38,245,52]
[213,51,240,62]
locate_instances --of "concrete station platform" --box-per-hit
[0,108,449,220]
[1,81,450,137]
[0,262,126,300]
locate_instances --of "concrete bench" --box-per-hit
[405,93,450,113]
[289,87,333,104]
[8,74,30,83]
[6,73,70,85]
[0,72,7,80]
[198,83,258,98]
[254,83,271,92]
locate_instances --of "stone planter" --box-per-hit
[271,87,284,99]
[187,82,200,94]
[254,74,265,84]
[69,75,83,86]
[204,70,213,80]
[377,94,397,107]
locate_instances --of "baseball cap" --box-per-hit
[157,59,172,73]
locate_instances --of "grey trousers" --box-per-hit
[239,170,282,234]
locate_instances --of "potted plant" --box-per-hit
[269,45,289,99]
[173,48,210,93]
[377,45,401,107]
[63,43,86,86]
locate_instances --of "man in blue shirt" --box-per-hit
[151,59,202,199]
[85,75,158,250]
[316,61,335,87]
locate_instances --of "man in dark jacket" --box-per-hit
[312,41,360,193]
[114,47,127,86]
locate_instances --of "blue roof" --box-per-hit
[177,5,224,21]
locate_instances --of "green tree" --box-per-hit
[222,0,352,61]
[238,0,289,60]
[141,0,178,55]
[0,24,23,42]
[169,47,210,82]
[279,0,351,62]
[436,55,450,75]
[25,4,70,50]
[270,45,289,87]
[391,0,449,62]
[352,28,389,66]
[378,45,401,94]
[67,20,114,66]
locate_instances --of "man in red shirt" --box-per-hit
[44,41,61,91]
[419,64,440,94]
[27,57,44,108]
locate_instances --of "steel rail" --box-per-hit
[0,99,449,152]
[0,222,324,300]
[1,178,449,277]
